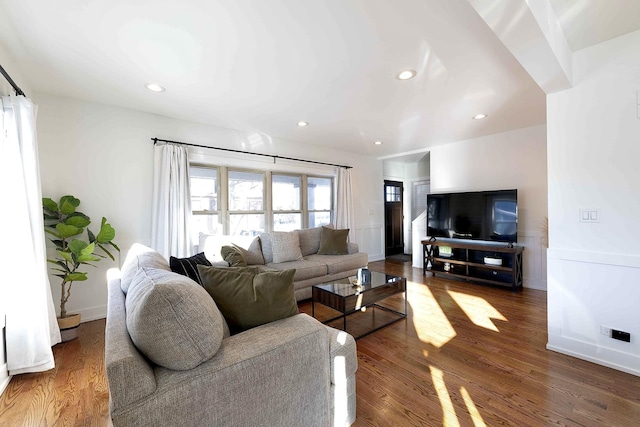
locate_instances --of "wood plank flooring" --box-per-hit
[1,260,640,426]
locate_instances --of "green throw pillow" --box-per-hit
[197,265,298,334]
[221,245,247,267]
[317,226,349,255]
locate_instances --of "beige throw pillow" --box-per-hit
[271,231,304,263]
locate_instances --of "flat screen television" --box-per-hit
[427,189,518,243]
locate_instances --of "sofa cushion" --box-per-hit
[197,265,298,333]
[317,226,349,255]
[221,245,247,267]
[305,253,368,275]
[259,232,274,263]
[271,231,304,263]
[125,267,225,370]
[120,243,170,294]
[169,252,211,285]
[265,260,328,281]
[298,226,325,256]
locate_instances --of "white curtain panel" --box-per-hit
[1,95,61,375]
[151,143,193,258]
[335,167,355,241]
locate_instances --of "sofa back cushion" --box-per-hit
[197,265,298,333]
[125,267,225,370]
[298,225,332,256]
[120,243,170,294]
[271,231,304,263]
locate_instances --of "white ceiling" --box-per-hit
[0,0,638,159]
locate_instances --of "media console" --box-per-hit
[421,238,524,291]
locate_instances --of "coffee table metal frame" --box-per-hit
[311,271,407,339]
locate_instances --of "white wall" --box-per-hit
[34,93,385,321]
[430,124,548,290]
[547,30,640,376]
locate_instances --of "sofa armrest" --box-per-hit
[113,314,335,426]
[347,242,359,254]
[105,271,157,412]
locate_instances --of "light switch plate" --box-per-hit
[579,208,600,223]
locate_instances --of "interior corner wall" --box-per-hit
[34,93,384,321]
[546,30,640,376]
[429,124,548,290]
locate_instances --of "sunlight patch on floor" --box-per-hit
[411,285,456,348]
[460,386,487,427]
[430,366,460,427]
[447,290,507,332]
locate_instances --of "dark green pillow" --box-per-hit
[317,226,349,255]
[221,245,247,267]
[197,265,298,334]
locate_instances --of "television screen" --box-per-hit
[427,189,518,243]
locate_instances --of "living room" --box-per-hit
[1,1,639,425]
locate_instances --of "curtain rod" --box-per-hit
[0,63,26,97]
[152,138,352,169]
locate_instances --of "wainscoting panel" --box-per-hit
[355,224,385,262]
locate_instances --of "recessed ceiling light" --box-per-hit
[396,69,416,80]
[145,83,165,92]
[472,114,487,120]
[374,141,383,145]
[297,121,309,127]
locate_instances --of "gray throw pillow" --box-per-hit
[271,231,303,263]
[317,226,349,255]
[125,267,225,370]
[197,265,298,334]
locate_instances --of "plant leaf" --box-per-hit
[77,254,101,263]
[87,228,96,243]
[56,250,74,263]
[56,223,82,238]
[59,195,80,215]
[97,243,115,261]
[65,272,87,282]
[96,217,116,243]
[45,228,61,238]
[42,197,59,213]
[65,214,90,228]
[69,240,90,256]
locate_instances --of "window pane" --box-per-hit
[229,213,264,236]
[274,213,302,231]
[273,174,301,210]
[229,170,264,211]
[308,211,331,228]
[191,212,220,239]
[191,166,218,211]
[308,177,332,210]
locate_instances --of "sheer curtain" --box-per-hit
[1,95,60,375]
[335,167,355,241]
[151,143,192,258]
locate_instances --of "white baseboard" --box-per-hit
[547,336,640,377]
[77,305,107,323]
[0,365,10,397]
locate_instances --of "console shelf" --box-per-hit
[421,239,524,291]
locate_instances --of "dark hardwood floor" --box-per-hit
[2,260,640,426]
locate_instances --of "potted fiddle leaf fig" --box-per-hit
[42,195,120,341]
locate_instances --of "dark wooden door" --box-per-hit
[384,180,404,256]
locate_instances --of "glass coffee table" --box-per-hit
[311,270,407,339]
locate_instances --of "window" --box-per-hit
[307,176,332,228]
[228,170,265,236]
[190,166,333,237]
[272,174,301,231]
[190,166,220,239]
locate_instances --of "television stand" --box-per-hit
[421,239,524,291]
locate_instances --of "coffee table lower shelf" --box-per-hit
[311,274,407,339]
